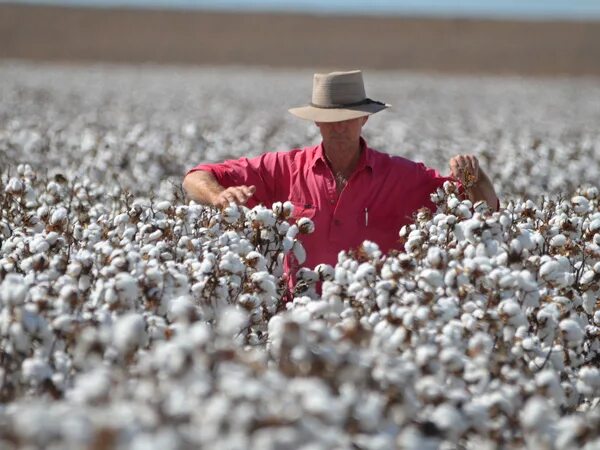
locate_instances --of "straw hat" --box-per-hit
[289,70,390,122]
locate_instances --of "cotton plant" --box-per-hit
[1,171,600,450]
[0,166,312,405]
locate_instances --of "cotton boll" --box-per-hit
[147,229,163,242]
[360,240,381,259]
[554,416,589,450]
[245,251,267,271]
[217,306,248,336]
[498,299,526,327]
[297,217,315,234]
[520,395,558,444]
[249,206,276,227]
[588,218,600,234]
[219,251,245,274]
[315,263,335,281]
[550,234,567,248]
[51,314,74,334]
[577,366,600,397]
[22,356,53,385]
[0,273,28,306]
[579,270,596,287]
[29,236,50,254]
[535,370,565,406]
[222,203,241,223]
[275,220,290,236]
[251,271,278,297]
[114,273,139,305]
[155,200,172,212]
[440,348,465,373]
[426,247,445,269]
[354,262,375,283]
[516,270,538,292]
[418,269,444,291]
[5,177,24,194]
[430,403,468,442]
[571,195,590,214]
[167,296,196,323]
[50,207,68,225]
[68,368,112,404]
[292,240,307,265]
[559,318,584,347]
[113,313,148,355]
[455,204,473,219]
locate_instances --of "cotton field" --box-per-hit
[1,62,600,449]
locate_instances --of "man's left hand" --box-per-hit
[449,154,480,188]
[448,154,500,211]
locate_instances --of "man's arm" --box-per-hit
[182,170,256,208]
[449,155,499,210]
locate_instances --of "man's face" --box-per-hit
[315,116,368,144]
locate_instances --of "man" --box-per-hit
[183,70,498,273]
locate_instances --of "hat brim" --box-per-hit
[288,102,390,122]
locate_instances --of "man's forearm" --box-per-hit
[182,170,224,205]
[182,170,257,208]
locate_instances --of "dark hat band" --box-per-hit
[310,98,385,109]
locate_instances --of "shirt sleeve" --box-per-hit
[186,152,283,207]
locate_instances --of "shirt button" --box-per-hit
[329,198,335,204]
[334,219,341,226]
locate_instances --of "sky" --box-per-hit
[5,0,600,20]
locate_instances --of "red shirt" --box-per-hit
[187,138,454,270]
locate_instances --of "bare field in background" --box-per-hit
[1,3,600,76]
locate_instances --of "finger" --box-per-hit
[228,188,247,204]
[215,195,228,209]
[215,198,226,209]
[467,155,480,180]
[465,154,477,169]
[241,185,255,198]
[245,185,256,195]
[449,157,465,178]
[453,155,467,170]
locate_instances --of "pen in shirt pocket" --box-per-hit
[364,207,369,226]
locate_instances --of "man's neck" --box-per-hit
[322,138,363,178]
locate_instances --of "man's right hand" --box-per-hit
[183,170,257,208]
[212,185,256,208]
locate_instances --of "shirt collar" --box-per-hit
[310,136,374,172]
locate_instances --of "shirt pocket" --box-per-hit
[355,210,407,252]
[357,208,407,233]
